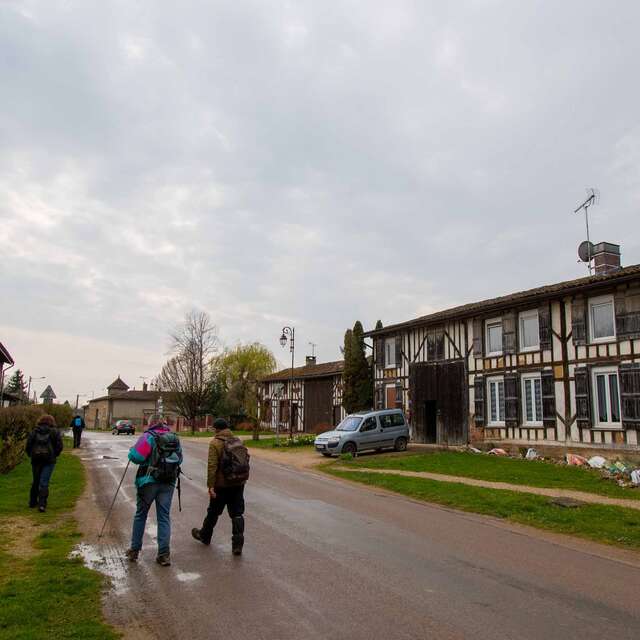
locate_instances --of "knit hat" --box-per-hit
[213,418,229,430]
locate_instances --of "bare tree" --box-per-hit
[155,310,219,422]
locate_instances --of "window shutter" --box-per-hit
[571,298,587,346]
[473,318,483,357]
[616,291,640,339]
[474,376,485,427]
[574,366,591,428]
[504,373,519,427]
[620,363,640,426]
[375,338,384,367]
[541,370,556,428]
[538,305,552,351]
[502,312,517,354]
[375,386,384,410]
[395,335,403,365]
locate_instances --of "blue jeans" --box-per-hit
[130,482,174,555]
[30,462,55,507]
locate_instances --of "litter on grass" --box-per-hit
[588,456,608,469]
[525,448,538,460]
[566,453,589,466]
[488,448,508,456]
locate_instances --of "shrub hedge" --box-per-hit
[0,404,72,474]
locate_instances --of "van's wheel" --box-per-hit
[342,442,357,456]
[394,437,408,452]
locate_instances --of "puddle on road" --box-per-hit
[176,572,201,583]
[72,543,130,595]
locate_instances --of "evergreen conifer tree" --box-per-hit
[5,369,26,399]
[375,320,383,330]
[352,321,373,410]
[342,329,357,414]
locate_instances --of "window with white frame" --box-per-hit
[485,318,503,356]
[592,367,621,427]
[519,310,539,352]
[521,373,543,425]
[487,376,505,425]
[384,337,396,368]
[589,295,616,342]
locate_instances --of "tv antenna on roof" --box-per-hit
[308,342,317,357]
[573,188,599,275]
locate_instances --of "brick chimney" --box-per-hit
[305,356,317,366]
[143,382,148,392]
[593,242,621,275]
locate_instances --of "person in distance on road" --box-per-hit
[192,418,250,556]
[26,414,64,512]
[70,413,85,448]
[125,416,182,567]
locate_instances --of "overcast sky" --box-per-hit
[1,1,640,403]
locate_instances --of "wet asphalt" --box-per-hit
[79,431,640,640]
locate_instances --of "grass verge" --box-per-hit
[0,453,119,639]
[245,436,315,450]
[326,467,640,550]
[344,451,640,500]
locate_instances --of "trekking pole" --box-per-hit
[98,459,131,539]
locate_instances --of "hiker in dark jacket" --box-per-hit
[26,414,64,512]
[125,417,182,567]
[69,414,85,448]
[192,418,249,556]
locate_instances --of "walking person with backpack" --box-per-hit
[26,414,64,512]
[70,413,85,448]
[192,418,250,556]
[125,416,182,567]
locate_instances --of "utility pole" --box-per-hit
[280,327,295,440]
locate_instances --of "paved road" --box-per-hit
[79,431,640,640]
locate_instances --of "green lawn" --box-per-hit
[184,429,273,438]
[245,436,315,450]
[0,453,119,639]
[344,451,640,500]
[326,468,640,550]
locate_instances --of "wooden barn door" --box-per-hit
[304,378,333,433]
[409,363,438,444]
[437,360,467,445]
[410,360,467,445]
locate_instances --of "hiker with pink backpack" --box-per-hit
[192,418,250,556]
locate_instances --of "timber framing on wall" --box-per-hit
[365,264,640,451]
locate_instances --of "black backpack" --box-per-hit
[31,428,54,462]
[147,431,181,483]
[220,437,250,484]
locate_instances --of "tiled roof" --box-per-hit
[89,390,163,403]
[107,376,129,391]
[0,342,14,365]
[366,264,640,337]
[261,360,344,382]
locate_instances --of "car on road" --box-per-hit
[112,419,135,435]
[314,409,409,457]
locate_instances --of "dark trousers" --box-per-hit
[200,485,245,546]
[72,427,82,448]
[30,462,55,508]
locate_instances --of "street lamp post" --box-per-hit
[280,326,295,441]
[26,376,45,404]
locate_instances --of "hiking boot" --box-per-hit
[231,516,244,555]
[191,528,210,545]
[38,506,46,513]
[156,553,171,567]
[125,549,139,562]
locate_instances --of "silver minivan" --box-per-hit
[314,409,410,457]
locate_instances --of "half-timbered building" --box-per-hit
[258,357,345,433]
[366,246,640,453]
